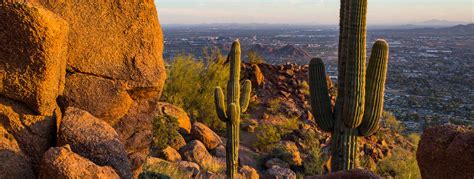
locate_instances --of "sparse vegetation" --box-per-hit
[299,81,310,96]
[152,115,181,150]
[162,49,229,130]
[253,116,300,152]
[376,147,421,179]
[267,98,283,114]
[303,147,325,175]
[253,124,281,152]
[381,111,405,133]
[247,50,265,64]
[140,158,189,179]
[301,129,326,175]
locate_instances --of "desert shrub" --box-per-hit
[253,124,281,152]
[299,81,310,96]
[301,129,326,175]
[140,158,189,179]
[376,147,421,179]
[253,116,300,152]
[247,50,265,64]
[162,50,229,130]
[408,133,421,149]
[303,147,325,175]
[267,98,283,114]
[152,115,180,150]
[381,111,405,133]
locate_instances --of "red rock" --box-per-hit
[417,124,474,178]
[58,107,132,178]
[39,145,120,179]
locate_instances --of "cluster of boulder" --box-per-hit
[0,0,168,178]
[142,120,260,178]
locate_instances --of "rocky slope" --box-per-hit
[0,1,166,178]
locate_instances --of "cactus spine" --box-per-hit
[214,40,252,178]
[308,0,389,172]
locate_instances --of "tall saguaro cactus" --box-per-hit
[308,0,390,172]
[214,40,252,178]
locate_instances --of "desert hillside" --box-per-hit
[0,1,472,179]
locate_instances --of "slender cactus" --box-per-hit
[214,40,252,178]
[308,0,390,172]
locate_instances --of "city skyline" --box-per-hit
[156,0,473,25]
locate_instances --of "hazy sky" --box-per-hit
[155,0,473,25]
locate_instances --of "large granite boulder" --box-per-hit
[39,145,120,179]
[0,2,68,116]
[417,124,474,178]
[58,107,132,178]
[39,0,166,94]
[60,73,133,125]
[191,122,222,150]
[157,102,192,134]
[179,140,213,166]
[0,126,36,178]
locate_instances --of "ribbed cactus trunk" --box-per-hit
[308,0,390,172]
[214,40,251,178]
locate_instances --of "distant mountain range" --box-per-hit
[416,19,469,27]
[246,44,311,62]
[378,23,474,35]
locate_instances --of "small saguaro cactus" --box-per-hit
[308,0,390,172]
[214,40,252,178]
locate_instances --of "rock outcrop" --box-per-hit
[39,145,120,179]
[417,124,474,178]
[60,74,133,125]
[191,122,223,150]
[0,2,68,116]
[266,166,296,179]
[0,126,36,178]
[161,146,182,162]
[157,102,192,134]
[58,107,132,178]
[0,0,167,177]
[179,140,214,168]
[0,96,56,171]
[39,0,166,93]
[114,100,190,174]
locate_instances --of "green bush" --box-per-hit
[408,133,421,150]
[140,158,189,179]
[301,129,326,175]
[299,81,310,96]
[267,98,283,114]
[253,124,281,152]
[303,147,325,175]
[152,115,181,150]
[253,116,300,152]
[161,49,229,130]
[376,147,421,179]
[381,111,405,133]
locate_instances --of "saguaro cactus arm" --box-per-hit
[215,87,227,121]
[240,80,251,112]
[359,40,389,136]
[341,0,368,129]
[309,58,334,132]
